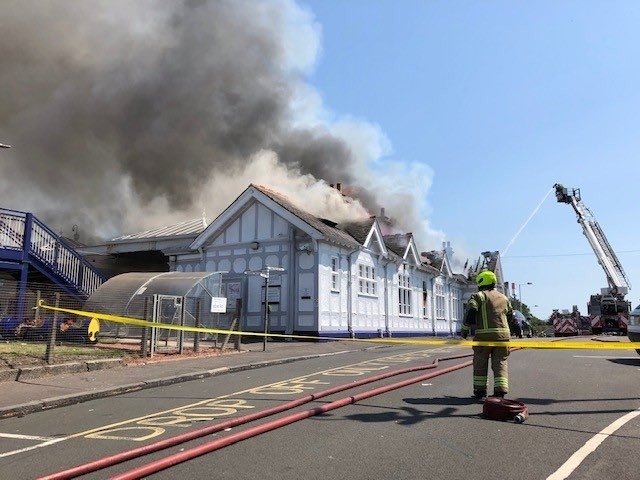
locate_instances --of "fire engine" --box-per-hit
[550,305,590,336]
[554,184,631,335]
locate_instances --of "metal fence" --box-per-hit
[0,280,242,364]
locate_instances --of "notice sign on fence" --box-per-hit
[210,297,228,313]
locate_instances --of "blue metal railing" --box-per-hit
[0,208,105,297]
[0,208,25,250]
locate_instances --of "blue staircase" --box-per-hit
[0,208,106,300]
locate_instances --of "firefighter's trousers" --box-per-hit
[472,345,509,395]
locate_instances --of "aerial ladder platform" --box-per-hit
[554,183,631,334]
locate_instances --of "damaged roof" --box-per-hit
[338,218,376,245]
[422,251,444,271]
[383,233,411,257]
[252,184,360,248]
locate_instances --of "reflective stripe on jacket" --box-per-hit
[466,289,512,341]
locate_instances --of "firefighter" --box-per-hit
[461,271,514,399]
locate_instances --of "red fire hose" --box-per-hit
[39,353,473,480]
[483,397,529,423]
[110,359,474,480]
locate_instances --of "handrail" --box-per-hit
[0,207,28,216]
[0,212,26,249]
[0,209,105,297]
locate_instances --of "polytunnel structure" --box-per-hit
[84,272,228,349]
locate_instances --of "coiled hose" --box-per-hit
[482,397,529,423]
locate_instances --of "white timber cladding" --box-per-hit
[175,199,300,332]
[318,243,349,330]
[315,243,461,336]
[175,188,469,337]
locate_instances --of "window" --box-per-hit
[422,281,429,319]
[451,289,459,321]
[436,283,445,319]
[331,257,339,292]
[398,265,411,315]
[358,264,377,295]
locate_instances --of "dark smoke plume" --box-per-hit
[0,0,445,251]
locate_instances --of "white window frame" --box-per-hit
[436,283,446,319]
[422,281,429,319]
[398,265,411,316]
[357,264,377,296]
[451,289,459,321]
[331,257,340,292]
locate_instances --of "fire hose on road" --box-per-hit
[40,351,526,480]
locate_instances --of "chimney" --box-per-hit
[377,207,393,235]
[443,241,454,263]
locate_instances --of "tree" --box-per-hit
[510,296,547,334]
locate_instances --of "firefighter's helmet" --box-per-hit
[476,271,497,287]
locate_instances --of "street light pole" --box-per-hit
[245,266,285,352]
[518,282,533,310]
[263,273,269,352]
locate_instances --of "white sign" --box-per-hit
[210,297,228,313]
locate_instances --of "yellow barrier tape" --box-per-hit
[39,302,640,350]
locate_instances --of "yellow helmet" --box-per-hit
[476,270,497,287]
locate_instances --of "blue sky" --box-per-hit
[301,0,640,319]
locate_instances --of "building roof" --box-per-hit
[111,218,207,242]
[422,251,444,270]
[338,218,376,245]
[383,234,411,257]
[453,273,471,284]
[252,184,361,249]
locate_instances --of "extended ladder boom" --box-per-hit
[554,183,631,292]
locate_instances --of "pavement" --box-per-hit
[0,340,390,419]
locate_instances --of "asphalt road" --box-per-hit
[0,343,638,479]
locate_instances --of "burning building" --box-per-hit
[85,184,471,338]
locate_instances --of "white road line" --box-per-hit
[572,355,640,359]
[0,438,65,458]
[0,432,58,441]
[546,407,640,480]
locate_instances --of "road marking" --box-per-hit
[4,347,454,458]
[546,407,640,480]
[0,438,65,459]
[0,347,458,457]
[0,433,58,441]
[68,349,444,441]
[572,355,640,359]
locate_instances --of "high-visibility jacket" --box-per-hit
[462,289,513,341]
